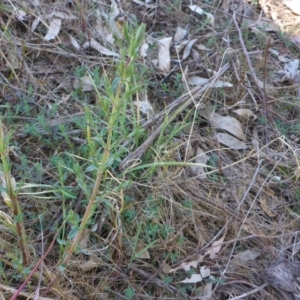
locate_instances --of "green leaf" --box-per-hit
[59,188,76,199]
[67,226,79,240]
[57,238,67,246]
[86,165,98,172]
[124,286,135,299]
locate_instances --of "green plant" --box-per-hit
[44,22,147,286]
[124,286,136,299]
[275,119,290,136]
[163,275,173,284]
[0,120,31,266]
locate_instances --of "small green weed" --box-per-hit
[124,286,136,299]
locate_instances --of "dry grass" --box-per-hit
[1,0,300,299]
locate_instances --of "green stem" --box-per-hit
[0,122,31,266]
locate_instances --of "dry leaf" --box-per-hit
[228,250,260,273]
[151,59,158,68]
[231,249,260,265]
[124,239,151,261]
[214,80,233,87]
[110,0,120,20]
[264,258,300,297]
[69,35,80,50]
[78,228,90,249]
[242,224,256,235]
[133,244,150,259]
[189,5,214,27]
[83,38,119,57]
[36,79,47,87]
[195,43,210,50]
[259,187,280,218]
[233,109,257,119]
[175,40,189,53]
[259,196,277,217]
[174,27,188,42]
[15,9,27,21]
[187,76,208,86]
[31,18,40,32]
[180,273,203,284]
[199,265,211,278]
[185,141,194,161]
[180,266,211,283]
[221,0,231,14]
[140,42,149,58]
[205,236,224,259]
[59,34,80,50]
[215,133,247,150]
[252,126,260,150]
[250,27,269,41]
[295,166,300,180]
[269,49,291,63]
[187,76,232,87]
[190,147,209,178]
[182,39,198,60]
[210,113,246,141]
[96,24,115,44]
[256,17,279,32]
[0,172,9,200]
[284,59,299,80]
[265,187,275,197]
[245,17,279,32]
[169,254,204,273]
[133,100,154,116]
[157,37,172,72]
[189,277,214,300]
[201,281,214,300]
[80,254,102,272]
[44,18,62,41]
[255,78,273,90]
[192,51,199,61]
[106,33,115,45]
[6,51,19,69]
[291,35,300,48]
[0,172,16,209]
[108,0,122,39]
[162,262,172,274]
[73,76,95,91]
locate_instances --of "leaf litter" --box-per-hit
[2,0,300,299]
[44,18,61,41]
[209,112,246,141]
[82,38,120,57]
[157,37,172,72]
